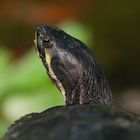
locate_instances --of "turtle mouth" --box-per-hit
[35,28,46,59]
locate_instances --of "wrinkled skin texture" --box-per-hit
[4,105,140,140]
[35,26,112,106]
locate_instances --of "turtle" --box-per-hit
[3,26,140,140]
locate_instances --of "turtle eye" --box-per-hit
[43,38,53,48]
[43,38,49,44]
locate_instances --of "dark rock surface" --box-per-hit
[3,105,140,140]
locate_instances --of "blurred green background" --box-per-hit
[0,0,140,138]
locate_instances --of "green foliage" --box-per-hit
[0,48,64,138]
[59,21,92,46]
[0,122,8,139]
[0,48,64,115]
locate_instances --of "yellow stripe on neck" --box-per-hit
[45,49,66,102]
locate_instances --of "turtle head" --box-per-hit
[35,25,112,106]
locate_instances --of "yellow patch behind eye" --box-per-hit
[44,49,66,102]
[45,49,52,65]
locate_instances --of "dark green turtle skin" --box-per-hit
[35,25,112,106]
[3,105,140,140]
[3,26,140,140]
